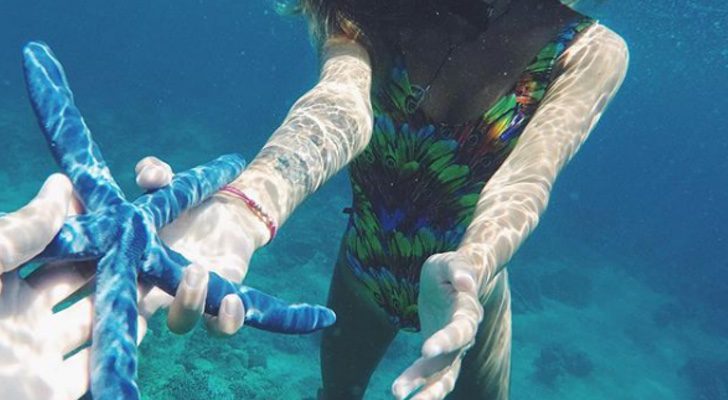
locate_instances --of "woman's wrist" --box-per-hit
[218,185,277,243]
[213,192,272,251]
[215,163,287,249]
[456,243,495,289]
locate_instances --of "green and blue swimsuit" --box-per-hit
[343,18,595,331]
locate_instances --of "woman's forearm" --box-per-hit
[230,39,373,228]
[458,25,629,289]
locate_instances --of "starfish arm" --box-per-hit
[32,215,106,262]
[136,154,246,228]
[91,229,144,400]
[219,282,338,334]
[142,243,336,334]
[22,41,125,211]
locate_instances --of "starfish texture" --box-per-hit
[22,42,335,399]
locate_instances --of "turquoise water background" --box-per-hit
[1,1,726,399]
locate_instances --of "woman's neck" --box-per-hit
[380,0,584,124]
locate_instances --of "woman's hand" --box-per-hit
[392,251,484,400]
[0,174,136,400]
[0,261,119,400]
[135,157,270,336]
[0,174,74,287]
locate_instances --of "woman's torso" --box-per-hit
[341,0,594,331]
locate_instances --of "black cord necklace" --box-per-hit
[405,39,463,114]
[404,1,512,114]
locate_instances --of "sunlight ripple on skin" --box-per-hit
[392,24,629,400]
[457,24,630,289]
[232,39,373,226]
[180,23,628,399]
[16,41,338,399]
[436,24,630,393]
[0,174,72,278]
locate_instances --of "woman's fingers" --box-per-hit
[410,361,461,400]
[201,257,246,336]
[52,296,93,355]
[135,156,173,190]
[0,174,72,277]
[419,252,483,358]
[67,196,84,216]
[26,261,94,306]
[392,352,460,400]
[446,259,478,293]
[392,357,429,398]
[166,263,209,334]
[425,253,478,294]
[137,314,148,344]
[204,293,245,337]
[60,347,90,400]
[166,260,245,337]
[53,296,149,359]
[421,317,476,359]
[422,293,482,358]
[134,156,169,176]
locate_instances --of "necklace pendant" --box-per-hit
[406,84,429,113]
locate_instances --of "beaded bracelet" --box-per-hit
[219,185,277,245]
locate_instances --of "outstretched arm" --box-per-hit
[459,24,630,290]
[229,38,373,242]
[393,25,629,400]
[133,38,373,333]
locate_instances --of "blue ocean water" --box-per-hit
[0,1,726,399]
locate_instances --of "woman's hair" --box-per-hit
[278,0,585,47]
[275,0,364,46]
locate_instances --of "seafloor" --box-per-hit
[134,173,728,400]
[0,91,726,399]
[1,1,727,398]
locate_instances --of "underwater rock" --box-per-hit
[562,348,594,378]
[680,357,728,400]
[532,343,594,387]
[533,345,562,386]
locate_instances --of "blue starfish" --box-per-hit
[21,42,335,399]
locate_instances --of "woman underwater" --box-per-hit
[0,0,628,399]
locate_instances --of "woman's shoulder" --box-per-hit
[564,23,629,75]
[538,22,629,116]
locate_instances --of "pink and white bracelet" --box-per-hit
[219,185,277,245]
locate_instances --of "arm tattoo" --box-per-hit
[232,40,373,226]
